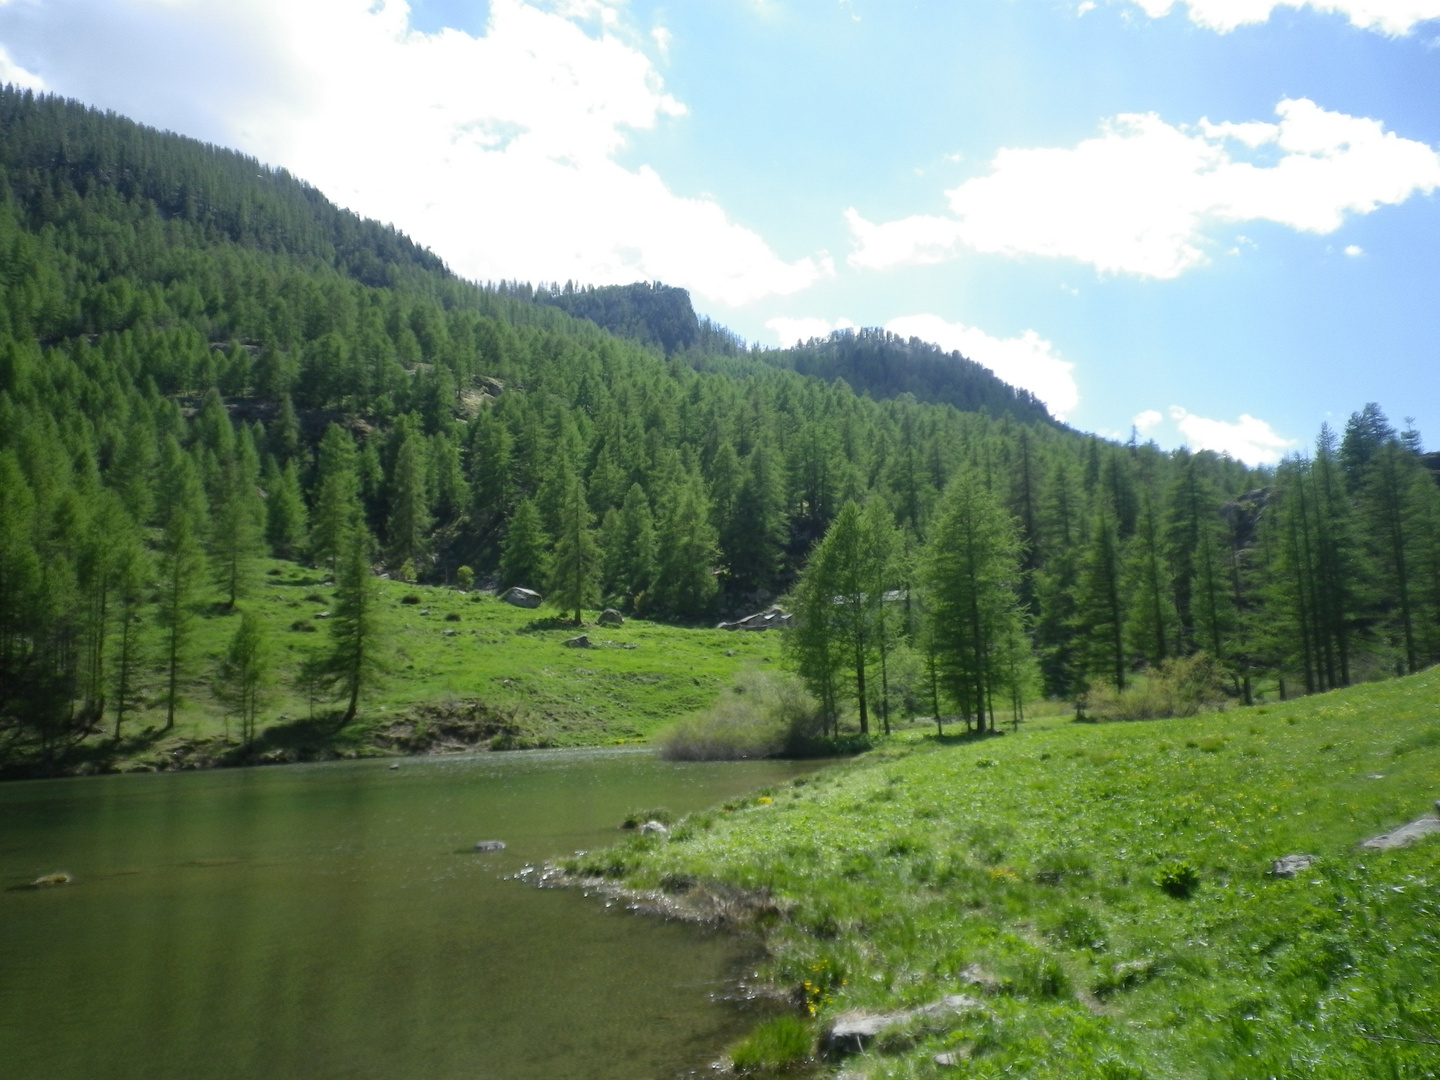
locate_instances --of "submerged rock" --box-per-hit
[474,840,506,852]
[32,872,72,888]
[639,820,669,836]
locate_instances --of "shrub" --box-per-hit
[729,1016,814,1072]
[1084,653,1229,721]
[656,670,821,761]
[456,565,475,591]
[400,594,421,605]
[1154,860,1201,899]
[444,612,461,622]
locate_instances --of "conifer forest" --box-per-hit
[3,87,1440,773]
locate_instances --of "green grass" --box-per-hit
[584,669,1440,1079]
[70,558,783,772]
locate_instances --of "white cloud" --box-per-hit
[884,313,1080,419]
[847,98,1440,279]
[1126,0,1440,36]
[0,0,827,306]
[1167,406,1297,464]
[0,43,44,91]
[1344,243,1365,256]
[1133,408,1164,432]
[767,315,856,346]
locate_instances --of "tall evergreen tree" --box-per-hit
[500,498,550,590]
[651,474,720,620]
[550,474,601,625]
[312,424,364,573]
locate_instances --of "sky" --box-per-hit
[1,0,1438,463]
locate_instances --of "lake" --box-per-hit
[0,750,819,1080]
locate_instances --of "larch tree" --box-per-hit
[550,473,601,625]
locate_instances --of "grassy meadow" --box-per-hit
[79,558,783,773]
[568,669,1440,1079]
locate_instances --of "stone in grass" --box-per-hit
[501,587,542,609]
[598,608,624,627]
[1270,855,1319,878]
[563,635,592,649]
[639,820,669,836]
[934,1049,972,1067]
[824,995,985,1056]
[474,841,506,852]
[1361,808,1440,850]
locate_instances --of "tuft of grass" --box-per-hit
[619,807,672,829]
[729,1015,814,1072]
[1154,860,1201,898]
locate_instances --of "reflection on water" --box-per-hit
[0,749,818,1080]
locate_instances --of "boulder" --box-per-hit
[1361,812,1440,850]
[474,840,506,852]
[502,587,543,609]
[824,995,984,1056]
[1270,854,1318,878]
[639,820,669,835]
[716,606,793,632]
[598,608,624,627]
[563,635,592,649]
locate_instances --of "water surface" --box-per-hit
[0,750,817,1080]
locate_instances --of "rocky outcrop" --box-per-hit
[563,635,592,649]
[501,587,542,608]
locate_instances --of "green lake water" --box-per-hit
[0,750,818,1080]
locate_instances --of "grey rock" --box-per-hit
[958,964,1001,993]
[563,635,592,649]
[314,611,331,619]
[501,587,543,609]
[717,606,793,632]
[934,1050,971,1067]
[1270,854,1318,878]
[1361,813,1440,850]
[474,840,506,852]
[639,820,669,835]
[598,608,624,627]
[824,994,984,1055]
[388,763,399,770]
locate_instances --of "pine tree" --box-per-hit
[215,611,270,747]
[312,424,363,573]
[266,458,309,560]
[550,473,601,625]
[1124,491,1174,667]
[651,474,720,620]
[212,428,265,607]
[500,498,550,590]
[387,427,432,573]
[324,527,382,727]
[922,470,1027,732]
[157,442,209,731]
[1076,509,1126,696]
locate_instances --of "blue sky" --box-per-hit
[1,0,1438,460]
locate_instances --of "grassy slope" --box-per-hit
[583,672,1440,1079]
[101,558,781,769]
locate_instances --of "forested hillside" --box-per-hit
[1,87,1437,773]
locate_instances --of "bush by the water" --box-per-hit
[1083,654,1228,721]
[728,1015,814,1072]
[656,671,823,760]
